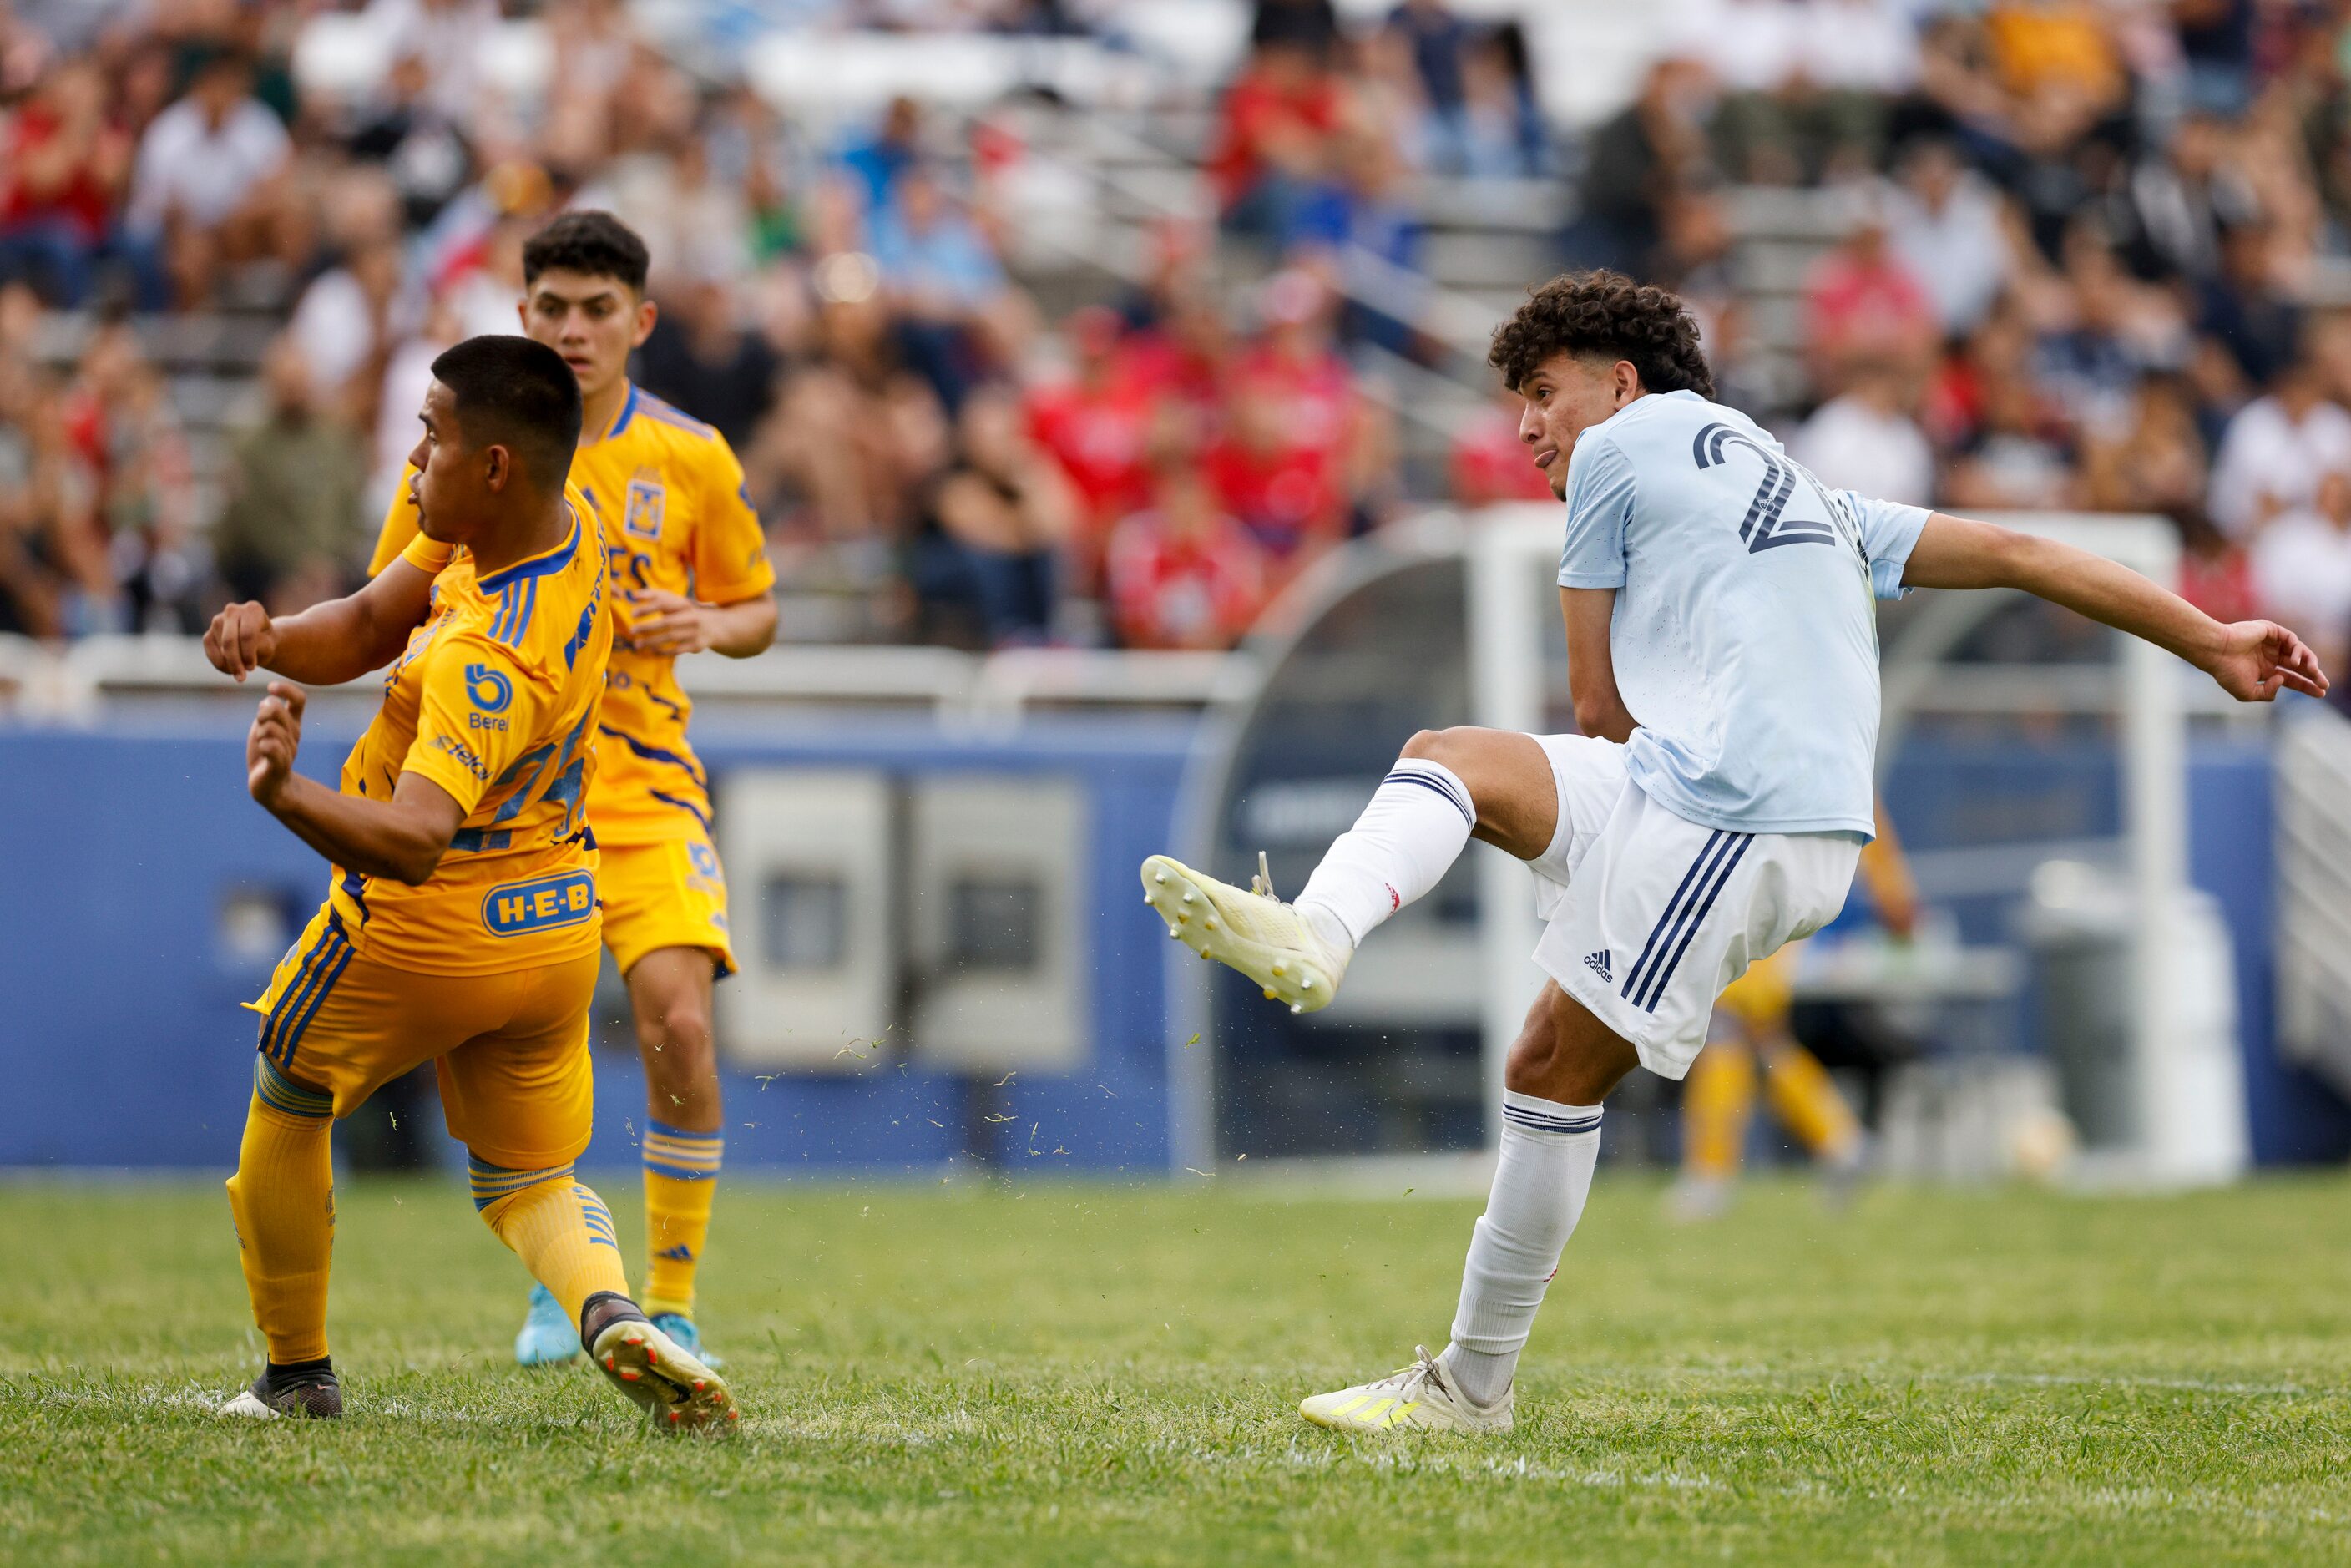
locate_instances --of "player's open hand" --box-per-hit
[246,680,306,807]
[205,600,277,682]
[2204,620,2329,703]
[624,589,715,655]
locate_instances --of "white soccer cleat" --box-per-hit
[1140,853,1350,1014]
[1299,1346,1513,1434]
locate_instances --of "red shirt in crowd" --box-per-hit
[1204,436,1342,560]
[1207,63,1345,210]
[1118,329,1226,424]
[1105,503,1269,650]
[1449,404,1555,506]
[2,103,131,243]
[1804,247,1935,368]
[1234,343,1352,462]
[2178,544,2257,625]
[1025,373,1157,534]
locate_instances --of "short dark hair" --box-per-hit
[521,210,650,294]
[1488,271,1716,401]
[429,335,582,489]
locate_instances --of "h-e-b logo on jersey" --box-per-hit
[483,870,596,937]
[466,662,512,732]
[624,470,665,542]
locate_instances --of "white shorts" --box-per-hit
[1524,736,1861,1080]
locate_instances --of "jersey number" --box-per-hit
[489,705,595,840]
[1691,423,1852,554]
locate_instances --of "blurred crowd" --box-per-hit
[9,0,2351,667]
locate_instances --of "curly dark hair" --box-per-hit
[1488,271,1716,400]
[522,210,650,294]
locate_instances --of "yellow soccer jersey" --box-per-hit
[371,382,775,847]
[335,488,614,975]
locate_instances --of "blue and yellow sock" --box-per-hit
[225,1058,337,1365]
[471,1156,631,1328]
[640,1122,721,1319]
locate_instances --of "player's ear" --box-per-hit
[1614,359,1641,406]
[633,296,658,348]
[482,442,511,493]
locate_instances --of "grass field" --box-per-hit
[4,1173,2351,1565]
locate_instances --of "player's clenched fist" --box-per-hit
[623,589,715,655]
[246,680,306,807]
[205,600,277,682]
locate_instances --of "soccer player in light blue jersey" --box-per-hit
[1142,271,2328,1434]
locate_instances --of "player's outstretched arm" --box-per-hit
[204,559,437,687]
[1901,512,2330,704]
[245,680,463,885]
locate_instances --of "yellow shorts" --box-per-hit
[597,835,736,979]
[1716,941,1800,1035]
[247,904,602,1170]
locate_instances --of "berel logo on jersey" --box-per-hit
[482,870,597,937]
[624,471,666,542]
[466,662,513,713]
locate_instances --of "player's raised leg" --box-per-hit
[1141,727,1557,1010]
[513,911,732,1367]
[450,957,737,1429]
[628,945,726,1358]
[1301,983,1633,1434]
[473,1158,733,1428]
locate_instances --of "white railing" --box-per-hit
[0,633,1253,726]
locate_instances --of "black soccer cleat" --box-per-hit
[220,1359,343,1419]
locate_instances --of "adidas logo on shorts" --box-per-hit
[1583,949,1612,982]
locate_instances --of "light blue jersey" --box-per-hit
[1556,389,1927,839]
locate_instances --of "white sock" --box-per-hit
[1295,758,1476,948]
[1440,1090,1604,1408]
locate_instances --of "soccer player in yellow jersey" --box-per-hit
[368,214,778,1366]
[1673,800,1924,1219]
[205,335,736,1428]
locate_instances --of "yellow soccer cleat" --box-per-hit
[590,1315,741,1432]
[1140,853,1350,1014]
[1299,1347,1514,1435]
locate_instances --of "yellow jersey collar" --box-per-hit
[594,382,640,445]
[477,508,584,594]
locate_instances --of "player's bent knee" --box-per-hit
[1399,727,1449,761]
[636,989,713,1054]
[1399,726,1532,802]
[1399,726,1480,771]
[628,953,717,1048]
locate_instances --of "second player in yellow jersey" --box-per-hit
[369,212,778,1365]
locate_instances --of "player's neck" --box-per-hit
[579,377,632,448]
[468,492,572,578]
